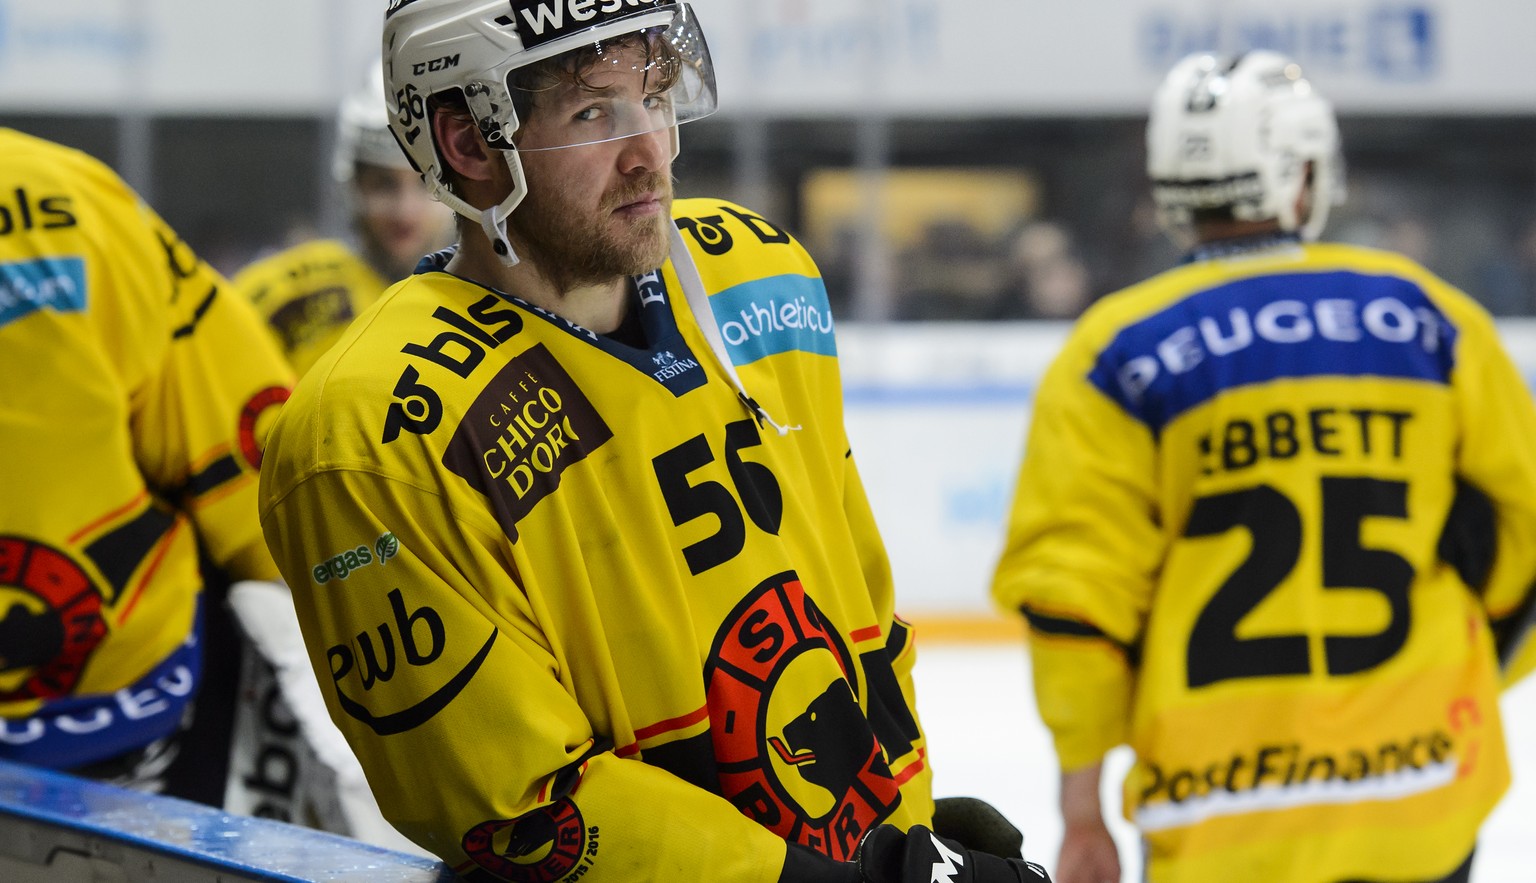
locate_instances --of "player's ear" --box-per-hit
[433,108,497,184]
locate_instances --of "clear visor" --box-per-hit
[508,7,715,153]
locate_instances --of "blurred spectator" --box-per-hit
[232,60,452,377]
[992,220,1093,320]
[1475,217,1536,316]
[895,218,1007,320]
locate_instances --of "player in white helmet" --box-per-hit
[233,60,452,376]
[993,50,1536,883]
[1146,51,1345,249]
[259,1,1051,881]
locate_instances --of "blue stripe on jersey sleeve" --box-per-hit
[1087,271,1458,433]
[0,257,87,328]
[707,274,838,366]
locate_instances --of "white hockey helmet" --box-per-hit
[381,0,716,264]
[334,57,415,183]
[1146,50,1344,245]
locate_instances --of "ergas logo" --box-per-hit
[312,545,372,584]
[312,532,401,584]
[375,532,400,564]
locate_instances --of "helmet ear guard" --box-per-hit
[1146,50,1345,247]
[463,79,528,265]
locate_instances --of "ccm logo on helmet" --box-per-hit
[412,54,460,75]
[509,0,664,48]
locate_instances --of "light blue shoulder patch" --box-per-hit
[707,274,837,366]
[0,257,87,329]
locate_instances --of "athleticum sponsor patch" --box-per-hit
[0,257,86,329]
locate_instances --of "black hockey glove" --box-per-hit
[855,823,1052,883]
[932,796,1026,859]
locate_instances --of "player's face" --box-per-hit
[352,164,452,279]
[508,45,675,285]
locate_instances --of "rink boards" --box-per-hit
[0,759,451,883]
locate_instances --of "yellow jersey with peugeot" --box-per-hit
[992,239,1536,882]
[0,128,294,769]
[258,198,932,883]
[233,239,391,377]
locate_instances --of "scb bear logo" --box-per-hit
[0,538,108,701]
[705,573,901,861]
[460,799,592,883]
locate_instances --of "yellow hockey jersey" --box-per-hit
[259,199,932,882]
[0,129,294,768]
[233,239,391,377]
[993,240,1536,883]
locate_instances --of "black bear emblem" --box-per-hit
[772,679,876,795]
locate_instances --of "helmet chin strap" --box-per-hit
[480,202,520,268]
[482,148,530,267]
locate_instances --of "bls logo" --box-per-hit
[705,573,901,862]
[325,588,498,736]
[382,295,523,444]
[675,204,790,257]
[0,538,108,701]
[0,187,78,236]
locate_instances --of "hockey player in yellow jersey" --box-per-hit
[992,51,1536,883]
[259,2,1049,882]
[0,129,295,800]
[233,61,453,376]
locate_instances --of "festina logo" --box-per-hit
[508,0,664,48]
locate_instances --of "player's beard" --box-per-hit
[507,171,674,292]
